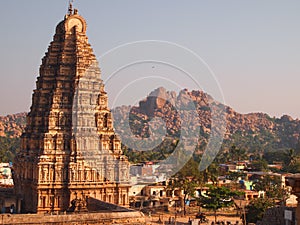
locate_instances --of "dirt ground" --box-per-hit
[144,211,243,225]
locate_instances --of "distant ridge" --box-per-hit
[0,112,26,138]
[112,87,300,156]
[1,87,300,159]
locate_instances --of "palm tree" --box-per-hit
[284,149,297,167]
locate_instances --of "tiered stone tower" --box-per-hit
[13,4,130,214]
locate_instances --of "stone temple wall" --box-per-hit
[13,4,131,214]
[0,211,145,225]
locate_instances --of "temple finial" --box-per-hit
[68,0,73,15]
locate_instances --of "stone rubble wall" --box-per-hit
[257,206,295,225]
[1,211,145,225]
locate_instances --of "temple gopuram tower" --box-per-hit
[13,4,130,214]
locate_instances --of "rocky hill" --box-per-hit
[0,113,26,162]
[0,112,26,138]
[1,88,300,162]
[112,87,300,159]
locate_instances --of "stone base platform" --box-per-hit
[1,211,145,225]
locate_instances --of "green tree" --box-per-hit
[283,162,300,173]
[227,171,246,190]
[169,159,203,215]
[284,149,298,166]
[253,175,287,201]
[202,163,219,185]
[282,149,300,173]
[199,185,243,223]
[263,149,286,164]
[0,137,20,162]
[229,145,247,162]
[250,159,269,172]
[245,198,275,223]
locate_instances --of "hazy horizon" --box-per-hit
[0,1,299,119]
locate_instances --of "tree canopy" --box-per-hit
[245,198,275,223]
[169,158,203,215]
[199,185,243,222]
[0,137,20,162]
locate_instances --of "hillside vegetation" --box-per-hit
[0,88,300,163]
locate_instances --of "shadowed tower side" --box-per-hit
[13,4,130,214]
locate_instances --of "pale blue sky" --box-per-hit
[0,1,299,118]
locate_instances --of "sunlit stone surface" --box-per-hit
[13,5,130,214]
